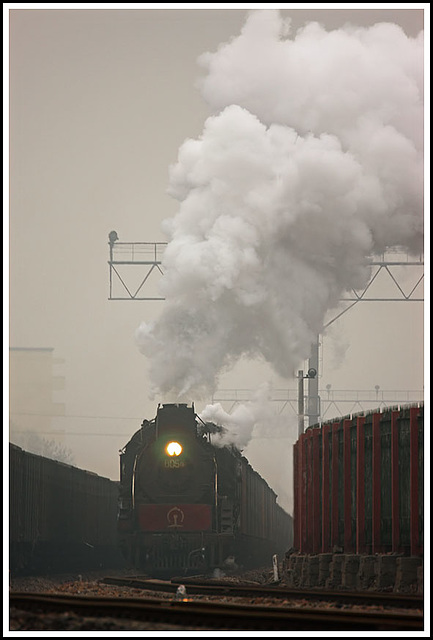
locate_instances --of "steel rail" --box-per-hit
[9,592,423,631]
[101,576,423,610]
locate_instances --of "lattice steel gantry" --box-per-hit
[108,231,167,300]
[108,233,424,304]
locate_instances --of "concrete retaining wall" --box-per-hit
[282,552,423,594]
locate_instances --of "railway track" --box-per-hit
[102,575,424,610]
[10,587,423,631]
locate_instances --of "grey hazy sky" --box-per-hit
[6,5,426,509]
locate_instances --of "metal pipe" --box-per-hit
[307,336,320,426]
[298,370,304,436]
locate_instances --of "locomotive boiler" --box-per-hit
[117,403,293,575]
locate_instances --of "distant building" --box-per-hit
[9,347,65,443]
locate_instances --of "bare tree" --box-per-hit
[9,424,75,465]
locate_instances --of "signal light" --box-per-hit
[165,441,183,457]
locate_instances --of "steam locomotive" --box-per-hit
[117,403,293,575]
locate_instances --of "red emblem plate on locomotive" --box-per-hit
[138,504,212,531]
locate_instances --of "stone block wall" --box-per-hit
[282,552,423,594]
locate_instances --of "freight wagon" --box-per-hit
[293,404,424,556]
[9,443,122,574]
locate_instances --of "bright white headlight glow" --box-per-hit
[166,441,182,456]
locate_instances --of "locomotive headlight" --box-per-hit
[165,441,183,457]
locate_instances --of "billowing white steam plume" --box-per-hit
[199,383,295,511]
[136,10,423,404]
[199,382,288,449]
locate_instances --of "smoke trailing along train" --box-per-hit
[117,403,293,575]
